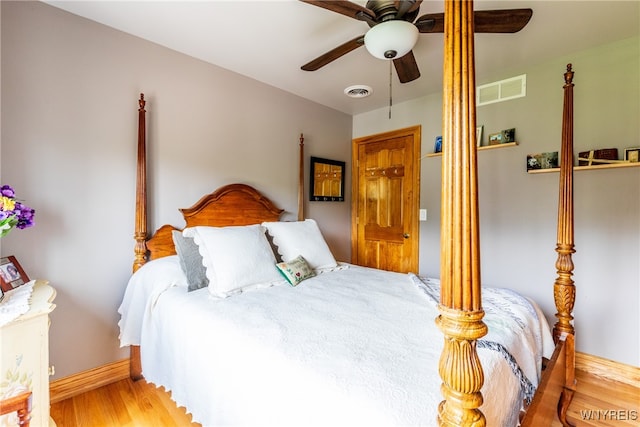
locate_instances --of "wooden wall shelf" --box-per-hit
[527,161,640,174]
[423,142,518,158]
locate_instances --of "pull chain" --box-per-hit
[388,60,393,119]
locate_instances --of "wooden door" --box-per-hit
[351,126,420,273]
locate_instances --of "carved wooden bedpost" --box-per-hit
[130,93,147,381]
[133,93,148,273]
[553,64,577,426]
[553,65,576,343]
[298,133,305,221]
[436,1,488,426]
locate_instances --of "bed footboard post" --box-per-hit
[436,1,488,426]
[552,64,577,427]
[437,308,488,427]
[553,65,576,343]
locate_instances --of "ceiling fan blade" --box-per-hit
[301,35,365,71]
[415,13,443,33]
[415,9,533,33]
[299,0,375,22]
[393,51,421,83]
[474,9,533,33]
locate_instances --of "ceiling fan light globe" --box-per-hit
[364,20,418,60]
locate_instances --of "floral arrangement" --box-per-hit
[0,185,35,238]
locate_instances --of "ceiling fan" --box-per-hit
[300,0,533,83]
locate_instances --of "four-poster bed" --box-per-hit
[119,1,577,425]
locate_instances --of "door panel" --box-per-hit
[351,126,420,273]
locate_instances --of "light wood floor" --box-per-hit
[50,378,200,427]
[50,369,638,426]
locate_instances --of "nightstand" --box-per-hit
[0,280,56,426]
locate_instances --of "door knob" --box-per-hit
[403,233,410,239]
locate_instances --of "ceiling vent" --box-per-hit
[344,85,373,98]
[477,74,526,107]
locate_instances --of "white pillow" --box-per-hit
[183,225,283,298]
[262,219,337,270]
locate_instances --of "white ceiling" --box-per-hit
[44,1,639,115]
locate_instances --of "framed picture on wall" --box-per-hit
[309,157,345,202]
[0,256,30,292]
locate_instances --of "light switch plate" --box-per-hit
[419,209,427,221]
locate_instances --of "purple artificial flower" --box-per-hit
[14,202,35,229]
[0,185,35,236]
[0,185,15,198]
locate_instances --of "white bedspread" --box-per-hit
[119,259,553,427]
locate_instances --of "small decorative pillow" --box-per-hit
[172,230,209,292]
[276,255,315,286]
[262,219,338,270]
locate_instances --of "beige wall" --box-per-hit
[354,36,640,366]
[1,1,352,378]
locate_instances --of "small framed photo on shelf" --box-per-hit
[527,151,559,171]
[0,256,29,292]
[624,147,640,163]
[501,128,516,143]
[476,125,483,147]
[488,132,502,145]
[434,136,443,153]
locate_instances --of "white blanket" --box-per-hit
[119,258,553,427]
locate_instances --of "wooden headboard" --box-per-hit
[145,184,284,261]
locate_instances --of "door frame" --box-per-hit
[351,125,421,271]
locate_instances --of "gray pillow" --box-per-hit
[172,230,209,292]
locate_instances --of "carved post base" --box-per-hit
[437,306,488,427]
[552,245,576,343]
[133,232,148,273]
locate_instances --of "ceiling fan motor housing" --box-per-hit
[366,0,400,22]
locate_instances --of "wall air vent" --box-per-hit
[477,74,526,107]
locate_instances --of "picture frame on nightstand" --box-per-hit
[0,255,30,292]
